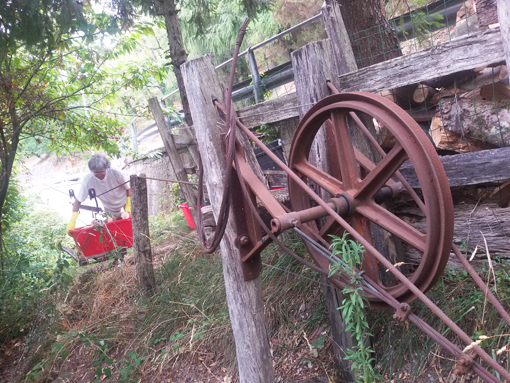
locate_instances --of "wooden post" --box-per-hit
[148,97,198,221]
[181,55,275,383]
[292,39,354,381]
[131,174,156,297]
[177,123,201,171]
[321,0,358,74]
[497,0,510,68]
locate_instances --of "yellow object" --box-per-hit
[67,212,79,235]
[125,196,131,214]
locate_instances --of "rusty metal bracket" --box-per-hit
[212,90,510,382]
[393,303,411,322]
[453,354,474,376]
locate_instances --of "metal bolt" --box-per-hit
[239,235,250,246]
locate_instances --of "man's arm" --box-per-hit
[72,199,81,212]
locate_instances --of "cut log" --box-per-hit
[429,116,494,152]
[435,88,510,149]
[429,65,508,104]
[413,84,437,105]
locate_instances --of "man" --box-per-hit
[67,154,131,233]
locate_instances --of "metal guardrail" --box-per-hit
[161,0,466,106]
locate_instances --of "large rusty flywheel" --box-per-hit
[288,92,455,307]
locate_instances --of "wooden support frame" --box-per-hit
[181,55,275,383]
[131,174,156,297]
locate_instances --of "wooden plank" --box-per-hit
[399,146,510,188]
[338,27,505,93]
[181,54,275,383]
[236,92,298,128]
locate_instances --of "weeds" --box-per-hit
[329,233,380,383]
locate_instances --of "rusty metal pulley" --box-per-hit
[287,92,455,307]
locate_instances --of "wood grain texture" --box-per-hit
[131,174,156,297]
[291,39,355,381]
[400,203,510,268]
[399,146,510,188]
[497,0,510,69]
[338,28,505,93]
[148,97,197,220]
[321,0,358,74]
[182,55,275,383]
[236,92,298,128]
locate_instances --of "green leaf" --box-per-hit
[104,368,112,377]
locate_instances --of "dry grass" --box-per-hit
[13,216,510,383]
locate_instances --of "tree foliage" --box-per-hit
[0,0,162,281]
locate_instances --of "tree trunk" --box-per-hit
[153,0,193,127]
[148,97,197,221]
[336,0,400,68]
[131,174,156,297]
[181,55,275,383]
[0,82,22,280]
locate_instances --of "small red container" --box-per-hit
[69,217,133,257]
[179,202,196,229]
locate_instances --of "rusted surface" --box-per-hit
[393,303,411,322]
[288,93,454,305]
[213,91,510,382]
[453,355,474,376]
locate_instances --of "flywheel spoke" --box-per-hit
[349,110,426,212]
[356,203,427,253]
[293,161,344,196]
[355,142,408,201]
[327,111,359,189]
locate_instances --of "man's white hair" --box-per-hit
[88,154,111,172]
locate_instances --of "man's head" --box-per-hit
[88,154,110,180]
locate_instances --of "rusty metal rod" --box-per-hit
[452,244,510,327]
[360,274,502,383]
[214,100,510,381]
[296,230,501,382]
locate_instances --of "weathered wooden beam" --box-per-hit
[148,97,197,221]
[181,54,275,383]
[399,146,510,188]
[338,27,505,93]
[236,92,298,128]
[264,146,510,190]
[497,0,510,69]
[401,203,510,268]
[131,174,156,297]
[321,0,357,74]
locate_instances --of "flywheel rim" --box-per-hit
[288,92,454,307]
